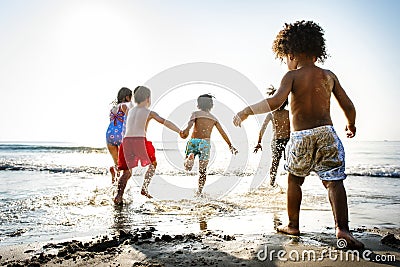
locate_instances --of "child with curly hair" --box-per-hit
[253,86,290,187]
[233,21,363,249]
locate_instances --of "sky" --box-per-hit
[0,0,399,146]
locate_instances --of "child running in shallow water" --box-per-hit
[254,86,290,187]
[114,86,182,204]
[181,94,238,196]
[105,87,133,183]
[234,21,364,249]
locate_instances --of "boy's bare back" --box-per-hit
[125,106,151,137]
[190,110,218,140]
[289,65,334,131]
[285,63,355,133]
[183,94,237,155]
[271,109,290,139]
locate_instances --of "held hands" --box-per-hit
[253,143,262,153]
[229,145,238,155]
[345,124,356,138]
[179,130,189,139]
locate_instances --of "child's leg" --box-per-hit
[107,144,119,183]
[197,160,209,195]
[269,140,283,186]
[107,143,119,165]
[184,140,195,171]
[322,180,364,249]
[184,153,195,171]
[114,169,132,205]
[277,173,304,236]
[141,161,157,199]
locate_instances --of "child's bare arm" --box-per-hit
[234,72,293,127]
[215,121,238,154]
[331,72,356,138]
[181,113,195,138]
[150,111,181,134]
[254,113,272,153]
[258,113,272,143]
[183,119,195,134]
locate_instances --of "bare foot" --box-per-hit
[184,153,195,171]
[141,189,153,199]
[110,166,116,183]
[277,225,300,236]
[336,228,364,249]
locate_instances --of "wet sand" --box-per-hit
[1,173,399,266]
[1,226,399,266]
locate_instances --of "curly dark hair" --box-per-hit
[272,20,328,63]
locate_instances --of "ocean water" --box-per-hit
[0,141,399,246]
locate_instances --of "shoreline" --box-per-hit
[1,168,399,266]
[1,226,399,266]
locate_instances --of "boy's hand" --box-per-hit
[254,143,262,153]
[179,130,188,139]
[345,124,356,138]
[229,145,238,155]
[233,110,248,127]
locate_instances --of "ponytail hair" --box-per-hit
[117,87,132,104]
[111,87,132,107]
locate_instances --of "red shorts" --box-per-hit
[118,137,156,170]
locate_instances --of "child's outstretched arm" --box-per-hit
[331,72,356,138]
[215,121,238,154]
[180,113,196,139]
[254,113,272,153]
[150,111,181,134]
[233,72,293,127]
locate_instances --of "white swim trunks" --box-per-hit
[284,125,346,180]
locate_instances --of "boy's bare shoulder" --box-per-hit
[190,110,200,120]
[148,109,160,118]
[194,110,217,121]
[320,69,339,88]
[315,67,336,79]
[192,110,200,116]
[208,112,218,122]
[325,69,339,81]
[281,69,299,85]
